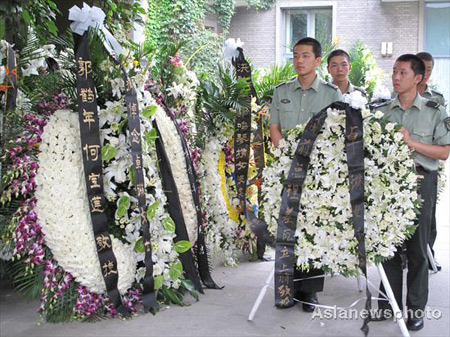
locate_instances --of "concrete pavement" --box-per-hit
[1,163,449,337]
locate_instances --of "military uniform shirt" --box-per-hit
[270,76,341,131]
[421,85,446,107]
[376,94,450,171]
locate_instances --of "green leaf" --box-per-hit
[109,1,117,12]
[145,128,158,146]
[118,196,130,209]
[134,238,144,253]
[162,217,176,233]
[154,275,164,290]
[128,167,135,185]
[181,279,199,301]
[146,201,159,219]
[47,21,58,35]
[142,105,157,118]
[169,261,183,281]
[116,206,127,218]
[163,287,184,306]
[174,240,191,254]
[22,9,31,24]
[101,144,117,162]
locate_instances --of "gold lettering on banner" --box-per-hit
[294,164,304,173]
[144,240,152,253]
[308,119,320,132]
[80,88,95,103]
[90,196,104,213]
[279,297,290,307]
[88,173,101,189]
[78,57,92,79]
[237,175,245,185]
[278,284,292,298]
[102,260,118,277]
[236,133,249,145]
[286,184,300,199]
[140,208,146,223]
[348,126,359,142]
[128,102,138,118]
[353,203,363,218]
[83,144,100,161]
[96,234,111,251]
[297,139,312,156]
[82,109,95,129]
[280,246,289,259]
[237,121,249,131]
[126,79,133,91]
[136,183,145,197]
[235,148,248,160]
[237,187,245,198]
[135,155,142,170]
[350,173,363,191]
[278,273,290,284]
[236,161,247,170]
[282,229,292,241]
[131,128,140,144]
[237,63,250,73]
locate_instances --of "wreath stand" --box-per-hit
[427,244,439,273]
[247,263,410,337]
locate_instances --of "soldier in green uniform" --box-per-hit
[373,54,450,331]
[416,52,447,272]
[269,37,341,312]
[327,49,366,96]
[416,52,446,107]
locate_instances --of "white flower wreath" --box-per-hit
[262,107,420,275]
[154,106,198,246]
[201,136,239,266]
[35,109,136,294]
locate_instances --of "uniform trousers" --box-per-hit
[294,267,324,294]
[379,167,437,317]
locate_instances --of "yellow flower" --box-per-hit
[133,60,139,67]
[332,36,341,46]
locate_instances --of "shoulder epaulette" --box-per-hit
[368,98,391,110]
[426,100,440,109]
[275,81,288,89]
[431,89,444,97]
[354,86,367,97]
[323,81,339,90]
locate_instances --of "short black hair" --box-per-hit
[293,37,322,58]
[327,49,351,65]
[395,54,425,80]
[416,52,434,67]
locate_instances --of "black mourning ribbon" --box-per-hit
[232,48,272,249]
[158,103,221,290]
[5,45,18,110]
[95,30,158,313]
[123,86,158,312]
[344,104,371,336]
[153,120,203,293]
[274,101,371,336]
[73,31,129,317]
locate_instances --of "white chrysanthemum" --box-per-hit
[262,107,419,275]
[155,106,198,245]
[35,109,136,294]
[201,136,239,266]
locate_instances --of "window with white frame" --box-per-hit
[424,1,450,57]
[282,7,332,62]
